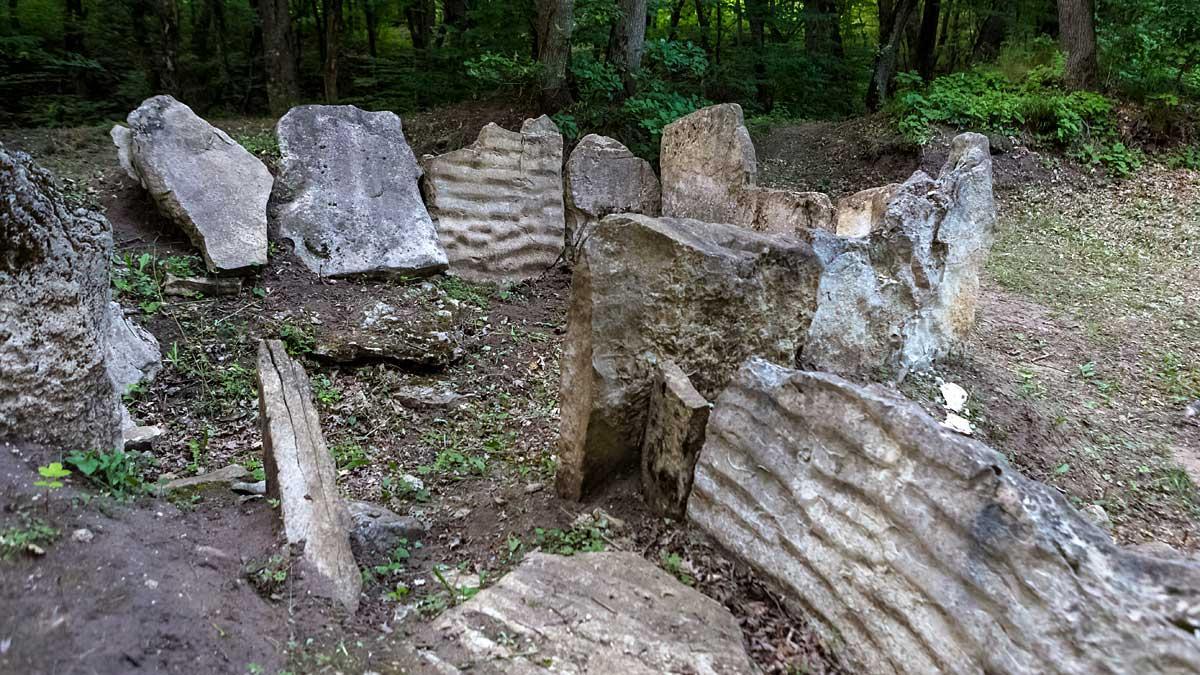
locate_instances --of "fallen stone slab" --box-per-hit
[257,339,360,613]
[415,552,755,673]
[660,103,832,234]
[556,214,822,499]
[273,105,446,279]
[107,301,162,396]
[0,145,123,451]
[157,464,249,493]
[689,357,1200,675]
[422,116,566,283]
[346,500,426,561]
[564,134,660,254]
[639,361,710,518]
[311,298,462,370]
[162,274,243,297]
[113,96,270,273]
[804,133,997,374]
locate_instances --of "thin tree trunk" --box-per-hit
[322,0,342,102]
[1058,0,1096,89]
[157,0,181,96]
[865,0,916,110]
[310,0,326,64]
[715,0,723,63]
[258,0,300,115]
[8,0,19,30]
[64,0,85,52]
[915,0,939,79]
[364,0,378,56]
[439,0,469,47]
[404,0,434,50]
[668,0,685,39]
[745,0,771,109]
[534,0,573,110]
[609,0,648,97]
[805,0,842,57]
[877,0,894,43]
[694,0,710,51]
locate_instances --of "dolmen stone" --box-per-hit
[112,96,270,273]
[639,361,709,518]
[660,103,832,233]
[564,134,659,254]
[422,116,566,283]
[257,339,360,613]
[273,105,447,278]
[689,358,1200,674]
[804,133,996,373]
[0,145,122,451]
[556,214,822,500]
[415,552,755,673]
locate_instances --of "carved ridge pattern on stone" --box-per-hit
[422,116,566,283]
[257,339,360,613]
[688,358,1200,674]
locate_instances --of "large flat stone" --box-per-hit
[689,357,1200,674]
[0,145,122,451]
[114,96,270,273]
[257,339,360,613]
[556,214,822,499]
[415,552,755,673]
[273,105,447,278]
[422,116,565,283]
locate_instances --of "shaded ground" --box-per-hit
[1,108,1197,675]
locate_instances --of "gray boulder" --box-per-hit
[415,552,755,674]
[273,105,447,278]
[422,116,565,283]
[113,96,270,273]
[689,358,1200,675]
[556,214,822,499]
[346,500,426,561]
[0,146,123,451]
[107,301,161,397]
[564,134,660,254]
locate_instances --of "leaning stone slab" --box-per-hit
[422,116,566,283]
[107,301,162,397]
[415,552,755,674]
[556,214,822,499]
[257,339,360,613]
[273,105,447,278]
[0,145,123,451]
[804,133,997,374]
[639,361,710,518]
[689,358,1200,675]
[564,134,660,254]
[660,103,834,234]
[113,95,270,273]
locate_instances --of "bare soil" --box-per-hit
[1,108,1196,675]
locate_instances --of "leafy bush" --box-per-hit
[464,52,541,92]
[66,448,149,500]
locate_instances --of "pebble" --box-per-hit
[71,528,94,543]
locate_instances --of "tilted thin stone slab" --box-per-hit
[639,360,710,518]
[689,357,1200,675]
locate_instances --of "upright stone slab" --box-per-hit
[660,103,834,234]
[107,302,161,397]
[257,339,360,613]
[805,133,997,373]
[422,116,566,283]
[416,552,755,674]
[113,95,270,273]
[689,358,1200,675]
[0,146,122,451]
[556,214,822,499]
[639,361,710,518]
[564,134,660,253]
[273,105,446,279]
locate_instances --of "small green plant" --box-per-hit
[111,251,201,314]
[1155,352,1200,403]
[659,550,695,586]
[435,275,490,308]
[373,539,418,577]
[1016,367,1048,400]
[65,448,148,499]
[332,442,370,472]
[311,374,342,405]
[384,583,411,602]
[234,131,280,161]
[533,522,607,555]
[278,322,316,356]
[34,462,71,491]
[418,449,488,479]
[0,517,58,559]
[381,473,430,502]
[247,554,290,599]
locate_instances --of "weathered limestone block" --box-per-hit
[310,297,462,370]
[107,301,161,396]
[660,103,834,234]
[834,183,899,237]
[689,358,1200,675]
[257,339,360,613]
[564,134,660,253]
[639,361,710,518]
[273,105,447,279]
[805,133,997,373]
[422,116,566,283]
[556,214,822,499]
[0,145,122,451]
[416,552,755,674]
[113,96,270,273]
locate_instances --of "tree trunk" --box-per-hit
[258,0,300,115]
[694,0,710,51]
[915,0,939,79]
[8,0,19,30]
[715,0,723,63]
[364,0,378,56]
[805,0,842,57]
[970,5,1006,62]
[865,0,916,110]
[877,0,894,43]
[745,0,771,109]
[322,0,342,102]
[534,0,573,110]
[157,0,181,96]
[668,0,685,39]
[439,0,469,46]
[64,0,85,53]
[309,0,326,64]
[609,0,648,96]
[404,0,434,50]
[1058,0,1096,89]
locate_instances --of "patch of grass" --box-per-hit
[65,448,149,500]
[418,448,488,479]
[311,374,342,405]
[533,522,607,556]
[331,442,370,472]
[0,516,58,560]
[234,131,280,161]
[278,322,315,356]
[1154,352,1200,403]
[435,275,490,309]
[659,550,695,586]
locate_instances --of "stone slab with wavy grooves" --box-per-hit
[422,116,565,284]
[689,357,1200,675]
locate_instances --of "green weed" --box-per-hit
[65,448,148,500]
